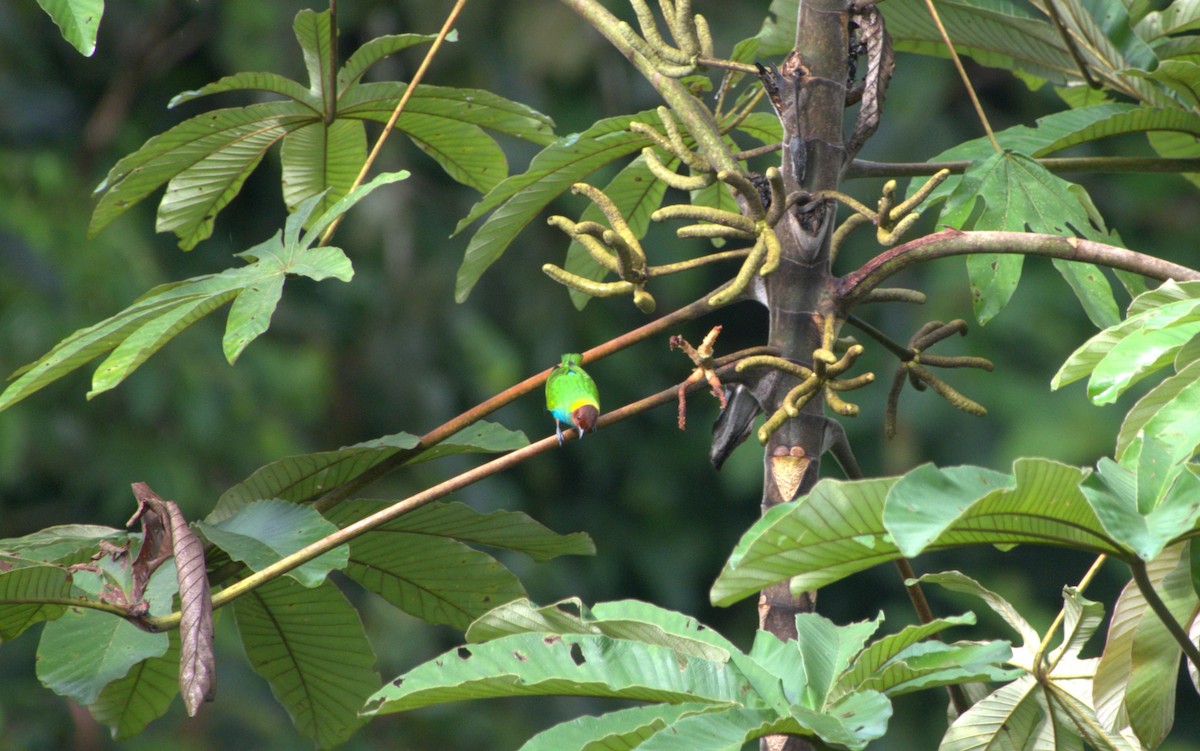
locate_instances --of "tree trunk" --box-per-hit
[759,0,851,748]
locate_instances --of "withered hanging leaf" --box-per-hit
[167,499,215,715]
[127,483,215,715]
[128,483,173,604]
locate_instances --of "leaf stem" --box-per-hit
[1130,557,1200,675]
[326,0,339,123]
[318,0,468,245]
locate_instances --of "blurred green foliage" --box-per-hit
[0,1,1197,749]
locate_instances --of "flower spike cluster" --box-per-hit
[544,180,756,313]
[884,319,994,438]
[737,340,875,444]
[618,0,714,78]
[829,169,951,260]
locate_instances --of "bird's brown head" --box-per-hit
[572,405,599,434]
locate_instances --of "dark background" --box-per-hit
[0,1,1196,749]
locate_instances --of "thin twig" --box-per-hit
[143,355,769,631]
[921,0,1000,151]
[318,0,469,245]
[312,289,724,512]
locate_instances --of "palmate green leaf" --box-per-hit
[280,120,367,218]
[885,464,1016,557]
[935,583,1137,751]
[89,101,314,247]
[1087,452,1200,561]
[831,612,977,697]
[940,151,1119,325]
[235,577,379,749]
[1,230,340,410]
[4,177,403,412]
[36,0,103,56]
[392,113,508,193]
[1086,322,1200,404]
[1094,543,1197,747]
[37,609,169,705]
[323,502,590,630]
[1136,0,1200,40]
[466,599,734,663]
[755,0,799,55]
[733,112,785,147]
[919,104,1200,208]
[196,500,347,587]
[940,676,1055,751]
[516,703,726,751]
[332,501,594,563]
[790,612,882,703]
[916,571,1041,650]
[710,476,896,606]
[339,81,556,146]
[338,82,553,193]
[337,32,444,91]
[211,421,526,522]
[168,71,319,110]
[856,639,1018,698]
[563,153,674,309]
[1131,60,1200,109]
[452,110,660,301]
[293,8,333,99]
[363,632,754,715]
[382,599,905,750]
[1052,280,1200,401]
[89,632,181,740]
[0,526,129,639]
[711,459,1125,607]
[211,431,414,521]
[90,9,549,249]
[1117,359,1200,460]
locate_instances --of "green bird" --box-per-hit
[545,353,600,445]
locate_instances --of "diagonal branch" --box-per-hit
[838,229,1200,308]
[141,351,773,632]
